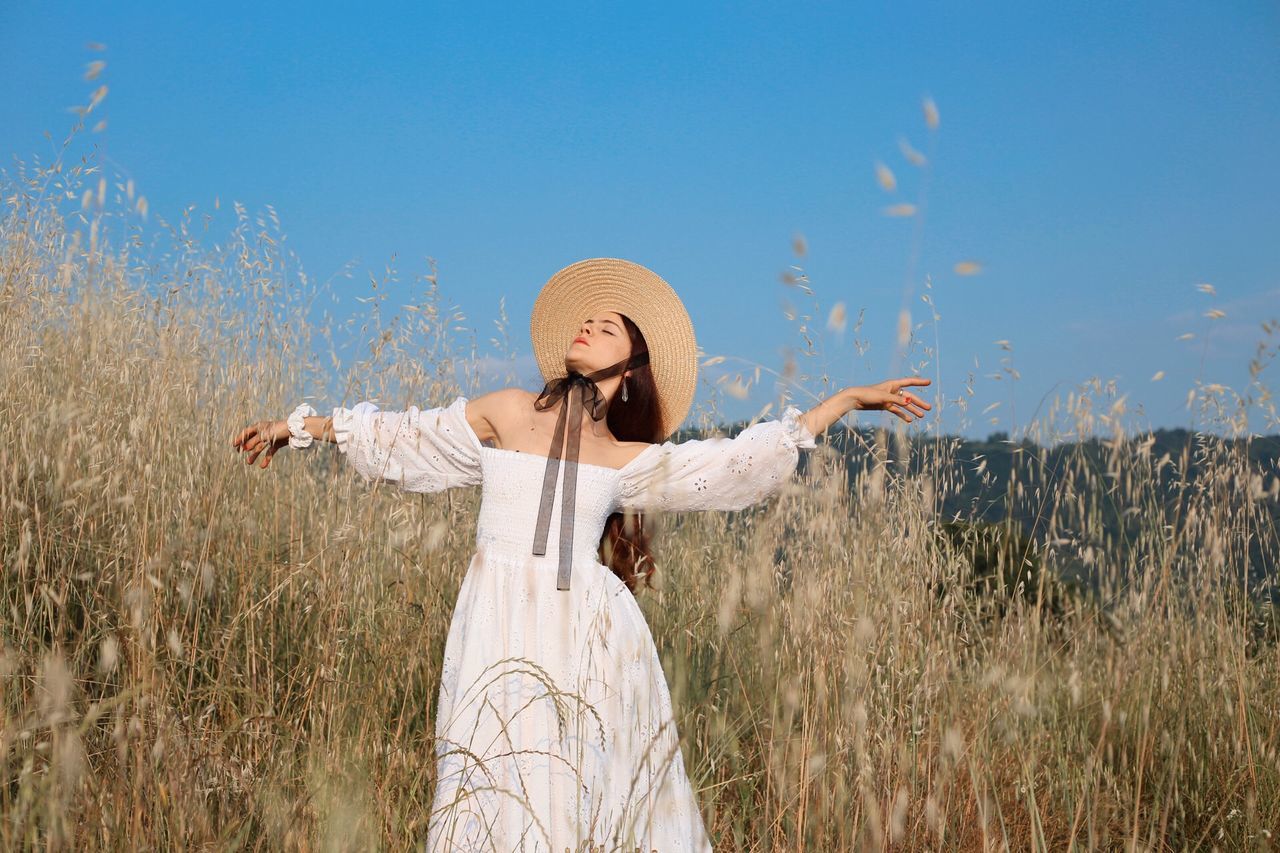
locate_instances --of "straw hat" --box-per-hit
[530,258,697,440]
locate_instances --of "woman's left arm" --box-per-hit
[616,377,933,514]
[796,376,933,438]
[616,406,818,514]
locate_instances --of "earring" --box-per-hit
[621,376,629,402]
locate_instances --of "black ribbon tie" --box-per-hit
[531,350,650,590]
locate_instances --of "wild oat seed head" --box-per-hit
[827,302,847,333]
[922,96,940,130]
[875,162,897,192]
[897,136,927,167]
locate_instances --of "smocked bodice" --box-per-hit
[473,447,625,566]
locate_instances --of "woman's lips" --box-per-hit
[573,337,589,346]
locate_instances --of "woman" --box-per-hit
[233,258,931,851]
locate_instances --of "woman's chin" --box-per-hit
[565,352,592,369]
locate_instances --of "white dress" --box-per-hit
[329,395,817,852]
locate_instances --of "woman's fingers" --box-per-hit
[882,397,913,422]
[232,424,255,448]
[900,391,931,410]
[260,443,280,469]
[857,378,934,422]
[234,423,274,449]
[899,395,929,417]
[890,383,932,419]
[235,426,285,466]
[883,391,932,421]
[233,421,285,469]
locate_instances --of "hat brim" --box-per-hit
[530,258,697,440]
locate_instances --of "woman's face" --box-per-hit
[564,310,631,374]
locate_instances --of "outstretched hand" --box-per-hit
[232,419,290,469]
[851,377,933,423]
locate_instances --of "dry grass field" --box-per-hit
[2,125,1279,850]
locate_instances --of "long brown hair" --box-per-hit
[598,314,664,593]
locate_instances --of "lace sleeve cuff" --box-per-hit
[780,405,818,450]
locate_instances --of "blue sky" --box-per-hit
[3,1,1278,440]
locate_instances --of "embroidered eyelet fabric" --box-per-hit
[329,395,817,852]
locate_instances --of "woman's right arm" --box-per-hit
[328,398,484,492]
[235,396,485,493]
[235,388,535,489]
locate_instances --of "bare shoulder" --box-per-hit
[611,438,660,468]
[463,388,534,443]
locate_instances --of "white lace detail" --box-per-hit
[615,404,816,513]
[330,395,482,493]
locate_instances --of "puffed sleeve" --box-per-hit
[329,394,483,493]
[616,405,817,513]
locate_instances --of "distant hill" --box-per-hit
[694,420,1280,589]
